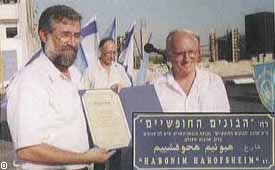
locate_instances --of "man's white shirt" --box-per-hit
[7,52,89,170]
[153,68,230,112]
[82,60,131,89]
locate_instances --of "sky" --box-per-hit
[37,0,274,48]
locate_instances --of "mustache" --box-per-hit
[61,45,78,53]
[51,45,79,70]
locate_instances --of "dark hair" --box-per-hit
[99,37,115,48]
[38,5,82,48]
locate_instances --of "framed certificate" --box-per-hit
[81,89,131,150]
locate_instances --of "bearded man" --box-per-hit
[7,5,113,170]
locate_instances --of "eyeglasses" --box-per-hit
[52,31,81,44]
[169,50,198,61]
[103,51,117,56]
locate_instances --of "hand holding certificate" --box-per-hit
[81,89,131,150]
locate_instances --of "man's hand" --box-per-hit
[83,148,116,163]
[110,83,123,93]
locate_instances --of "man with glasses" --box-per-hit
[7,5,114,170]
[82,38,131,92]
[153,29,230,112]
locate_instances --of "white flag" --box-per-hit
[103,17,117,41]
[80,16,99,69]
[103,17,118,61]
[118,22,136,82]
[135,32,152,86]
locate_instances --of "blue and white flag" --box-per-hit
[24,48,42,66]
[103,17,118,61]
[118,22,136,83]
[80,15,99,70]
[73,45,88,73]
[103,17,117,41]
[135,32,152,86]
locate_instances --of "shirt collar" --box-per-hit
[166,72,185,95]
[39,52,70,82]
[98,59,115,72]
[166,67,200,96]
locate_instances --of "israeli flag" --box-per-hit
[73,44,88,73]
[103,17,118,61]
[135,32,152,86]
[103,17,117,41]
[80,15,99,70]
[24,48,42,66]
[118,22,136,83]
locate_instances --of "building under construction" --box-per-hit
[217,29,240,62]
[209,32,218,62]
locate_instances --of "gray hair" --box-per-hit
[166,28,199,50]
[99,37,115,48]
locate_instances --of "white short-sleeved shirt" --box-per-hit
[7,52,89,170]
[81,60,131,89]
[153,68,230,112]
[69,64,83,89]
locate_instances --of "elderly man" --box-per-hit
[82,37,131,170]
[7,5,113,170]
[153,29,230,112]
[82,38,131,92]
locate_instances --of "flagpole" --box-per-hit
[133,34,142,59]
[140,19,144,59]
[115,17,118,62]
